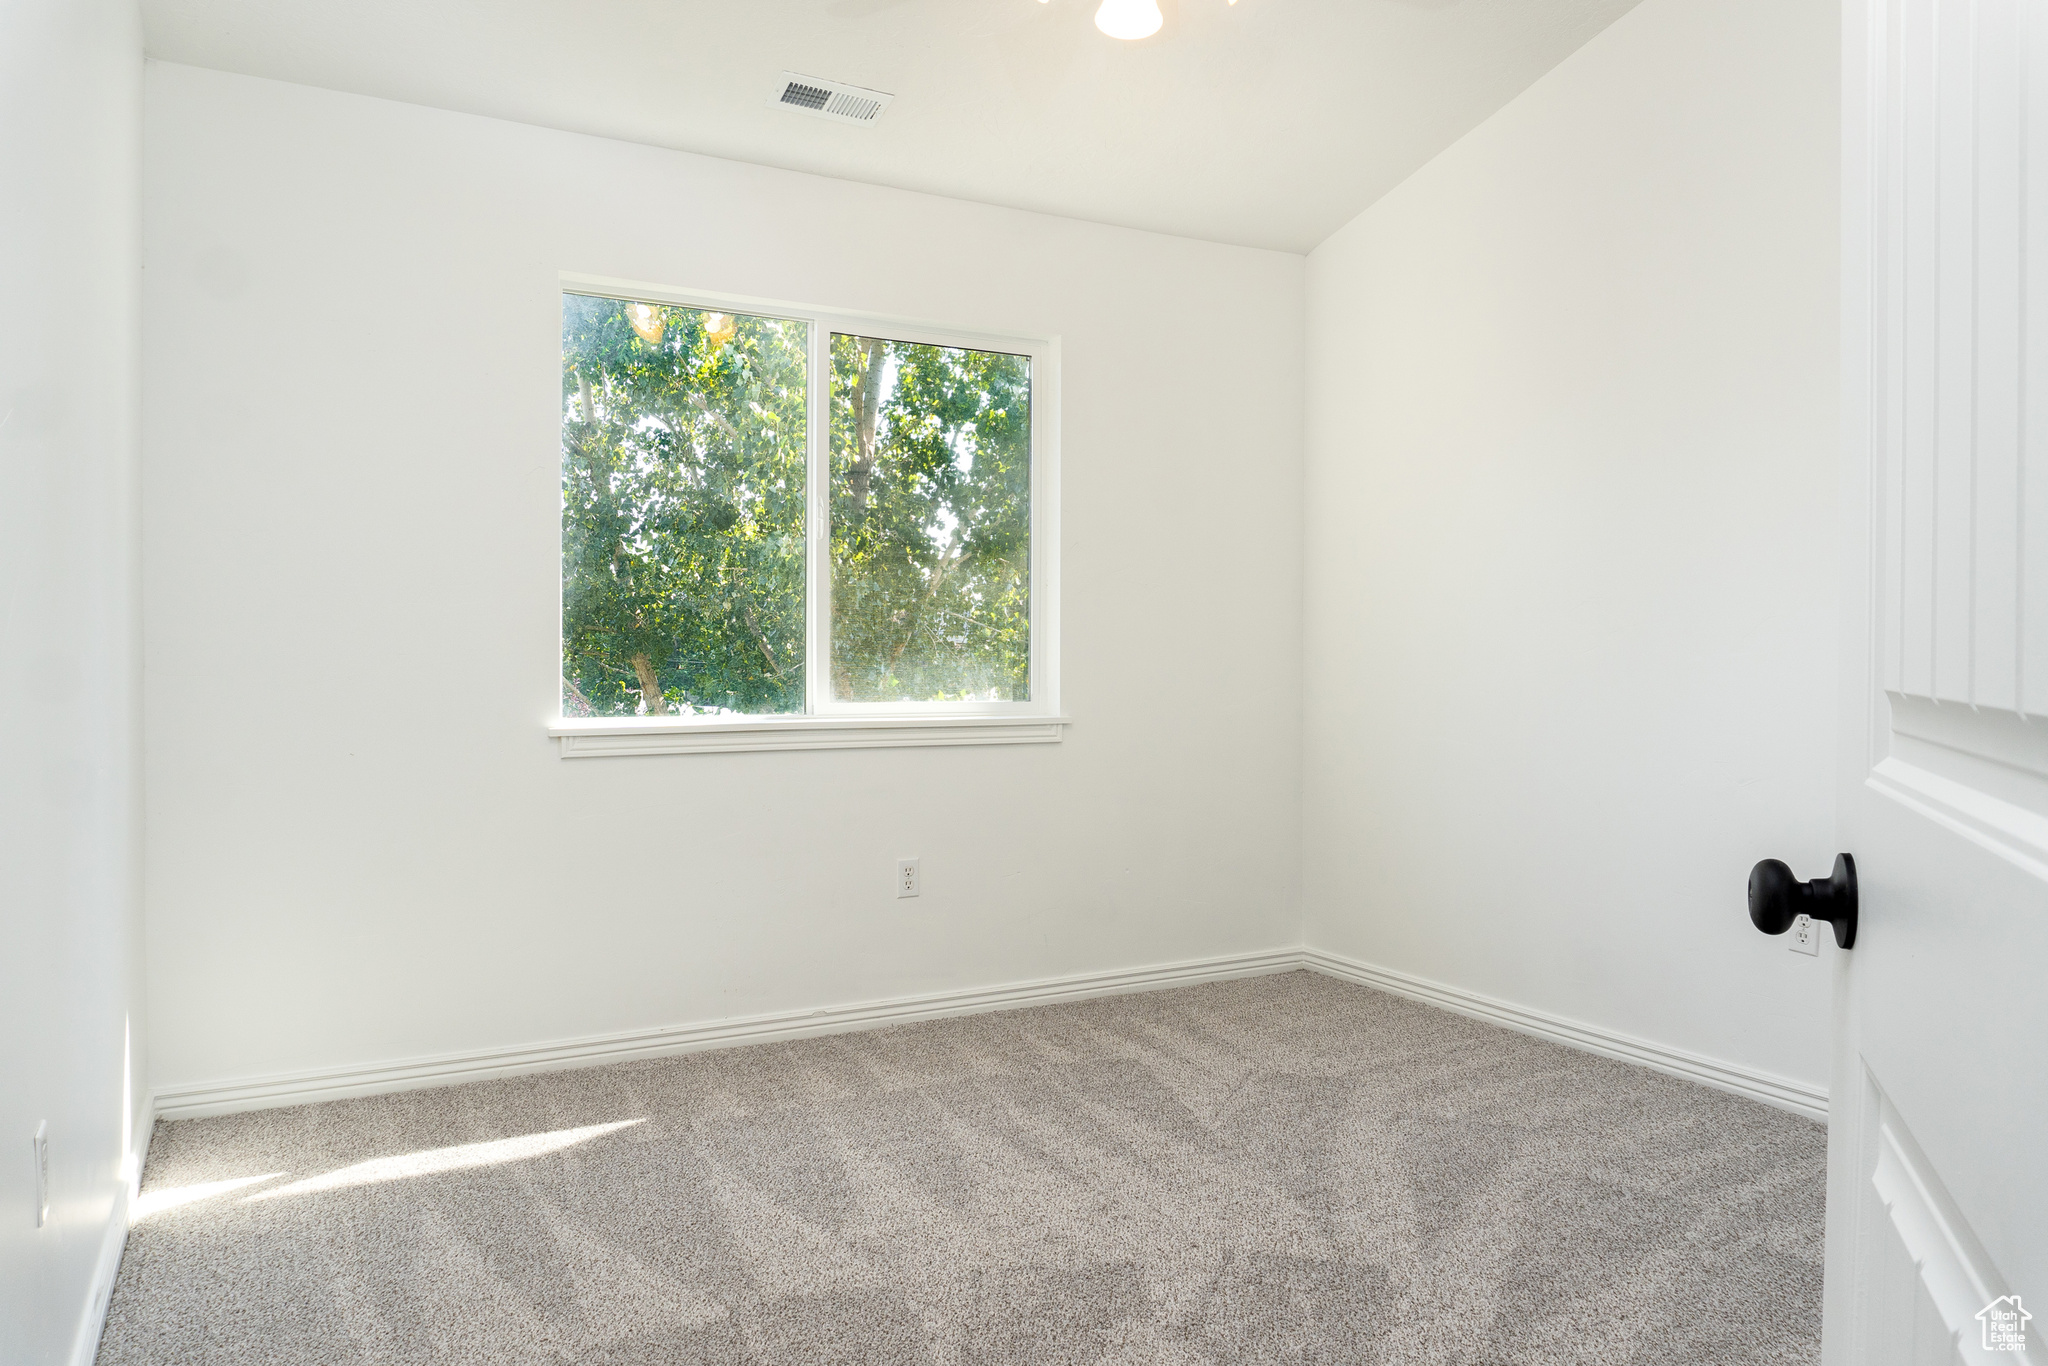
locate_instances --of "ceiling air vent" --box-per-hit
[770,71,893,126]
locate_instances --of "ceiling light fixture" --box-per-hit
[1094,0,1163,40]
[1042,0,1240,43]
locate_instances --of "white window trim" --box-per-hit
[554,274,1061,757]
[548,713,1069,758]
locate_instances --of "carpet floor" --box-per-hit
[99,971,1825,1365]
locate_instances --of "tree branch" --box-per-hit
[562,673,595,717]
[630,651,668,716]
[847,338,888,515]
[889,536,963,670]
[742,602,787,681]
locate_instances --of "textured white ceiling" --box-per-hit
[141,0,1642,252]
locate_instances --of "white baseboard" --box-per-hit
[152,948,1305,1120]
[151,946,1826,1125]
[1301,948,1829,1121]
[71,1102,149,1366]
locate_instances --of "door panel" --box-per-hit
[1834,0,2048,1361]
[1876,0,2036,713]
[1856,1070,2019,1364]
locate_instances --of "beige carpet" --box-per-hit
[100,971,1825,1364]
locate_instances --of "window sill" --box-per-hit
[548,714,1068,758]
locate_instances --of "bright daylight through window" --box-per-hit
[559,290,1053,749]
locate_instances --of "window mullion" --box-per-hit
[805,318,831,714]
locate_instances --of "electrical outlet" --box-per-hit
[896,857,920,899]
[1789,913,1819,956]
[32,1123,49,1228]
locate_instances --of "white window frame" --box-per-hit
[549,274,1062,757]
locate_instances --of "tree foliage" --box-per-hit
[561,296,807,716]
[560,294,1031,717]
[828,334,1031,702]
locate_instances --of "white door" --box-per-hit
[1831,1,2048,1362]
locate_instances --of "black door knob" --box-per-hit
[1748,853,1857,949]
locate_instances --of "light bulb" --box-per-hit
[1095,0,1162,40]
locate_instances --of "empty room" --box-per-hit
[4,0,2043,1361]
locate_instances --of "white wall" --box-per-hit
[1302,0,1840,1091]
[142,65,1304,1098]
[0,1,148,1362]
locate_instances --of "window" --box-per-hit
[553,283,1059,756]
[828,334,1032,705]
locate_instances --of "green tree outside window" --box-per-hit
[561,294,1033,717]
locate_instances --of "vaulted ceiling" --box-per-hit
[141,0,1642,252]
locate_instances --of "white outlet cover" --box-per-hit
[1789,913,1819,956]
[896,858,920,899]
